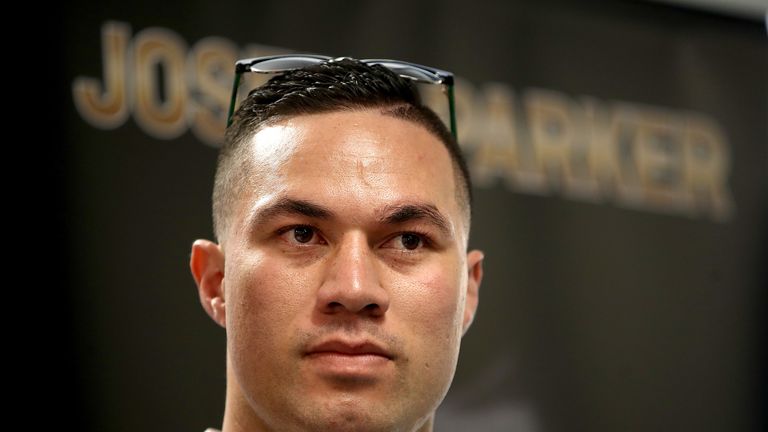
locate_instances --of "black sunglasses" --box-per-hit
[226,54,457,138]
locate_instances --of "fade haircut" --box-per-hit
[212,58,472,242]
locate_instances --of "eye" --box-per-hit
[399,233,422,250]
[384,232,427,251]
[278,225,324,245]
[293,226,315,243]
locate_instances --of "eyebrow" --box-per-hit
[248,197,333,228]
[377,203,453,239]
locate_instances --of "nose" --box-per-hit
[315,232,390,318]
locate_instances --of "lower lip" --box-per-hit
[305,352,391,377]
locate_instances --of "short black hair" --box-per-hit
[213,58,472,242]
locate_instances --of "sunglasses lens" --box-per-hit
[247,56,328,73]
[366,61,441,83]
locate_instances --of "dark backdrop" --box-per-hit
[46,1,766,431]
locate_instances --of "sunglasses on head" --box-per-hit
[227,54,457,139]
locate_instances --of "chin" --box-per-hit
[289,394,432,432]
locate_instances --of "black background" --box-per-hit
[34,1,767,431]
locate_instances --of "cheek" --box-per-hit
[390,257,466,405]
[394,258,465,352]
[225,252,315,360]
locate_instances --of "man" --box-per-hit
[189,56,485,432]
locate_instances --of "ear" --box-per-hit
[190,239,226,328]
[461,249,484,336]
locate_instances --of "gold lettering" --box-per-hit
[683,115,734,221]
[525,89,580,195]
[188,37,238,147]
[598,106,648,208]
[634,108,691,215]
[69,22,738,223]
[133,27,188,139]
[467,83,521,189]
[72,21,131,129]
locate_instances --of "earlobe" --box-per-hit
[462,249,484,336]
[190,239,227,328]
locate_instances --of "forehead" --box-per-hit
[239,109,462,229]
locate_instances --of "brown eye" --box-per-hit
[400,233,422,250]
[293,226,315,243]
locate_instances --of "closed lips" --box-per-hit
[305,340,394,359]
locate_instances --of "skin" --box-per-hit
[190,108,484,432]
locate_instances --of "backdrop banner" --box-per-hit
[60,1,766,431]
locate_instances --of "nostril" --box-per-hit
[322,301,382,315]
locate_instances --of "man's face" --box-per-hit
[192,109,483,432]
